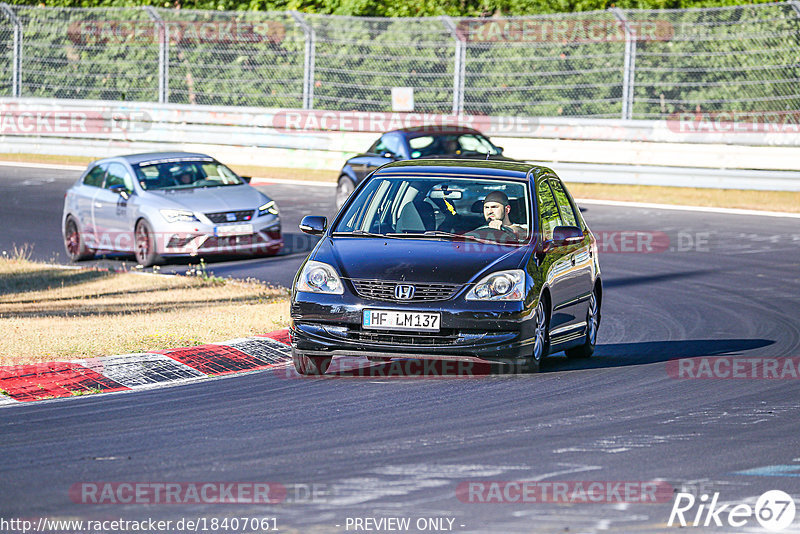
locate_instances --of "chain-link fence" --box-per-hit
[1,2,799,119]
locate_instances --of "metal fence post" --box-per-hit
[290,11,315,110]
[611,8,636,120]
[144,6,168,104]
[0,3,22,97]
[441,16,465,115]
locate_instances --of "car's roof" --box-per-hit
[374,159,554,181]
[391,125,483,137]
[98,152,215,166]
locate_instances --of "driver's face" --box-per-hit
[484,201,508,222]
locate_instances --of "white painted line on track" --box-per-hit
[0,161,85,171]
[575,198,800,219]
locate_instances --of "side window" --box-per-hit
[381,134,404,157]
[369,137,389,155]
[82,165,106,188]
[549,179,579,227]
[537,180,561,241]
[105,163,134,192]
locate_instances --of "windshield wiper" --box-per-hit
[385,231,482,242]
[332,230,402,239]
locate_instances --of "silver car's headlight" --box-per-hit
[466,269,525,301]
[258,200,279,217]
[160,209,198,223]
[296,261,344,295]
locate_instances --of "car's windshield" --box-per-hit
[408,134,501,158]
[134,159,244,190]
[334,175,530,245]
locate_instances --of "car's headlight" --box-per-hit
[466,269,525,301]
[160,209,198,223]
[258,200,279,217]
[296,260,344,295]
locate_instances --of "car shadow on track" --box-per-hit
[541,338,776,373]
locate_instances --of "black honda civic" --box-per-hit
[290,159,602,375]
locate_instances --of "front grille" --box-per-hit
[351,279,461,302]
[205,210,254,223]
[332,327,461,346]
[199,233,266,249]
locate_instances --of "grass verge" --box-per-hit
[0,253,290,365]
[1,153,797,212]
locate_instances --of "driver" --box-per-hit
[176,170,194,186]
[482,191,525,238]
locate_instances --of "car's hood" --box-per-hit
[314,236,529,285]
[144,185,268,213]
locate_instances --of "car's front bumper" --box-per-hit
[291,291,536,366]
[153,218,283,256]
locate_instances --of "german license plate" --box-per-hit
[363,309,440,332]
[214,224,253,237]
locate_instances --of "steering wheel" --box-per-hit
[466,224,518,242]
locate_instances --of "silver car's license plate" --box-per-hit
[214,224,253,237]
[363,309,440,332]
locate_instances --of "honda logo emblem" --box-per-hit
[395,284,415,300]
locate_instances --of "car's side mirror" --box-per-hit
[299,215,327,236]
[240,176,252,184]
[552,226,584,247]
[496,146,504,154]
[108,184,130,200]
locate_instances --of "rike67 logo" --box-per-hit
[668,490,796,531]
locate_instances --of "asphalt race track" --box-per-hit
[2,164,800,533]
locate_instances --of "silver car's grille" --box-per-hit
[350,279,461,302]
[205,210,254,223]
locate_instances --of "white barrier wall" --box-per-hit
[1,98,799,189]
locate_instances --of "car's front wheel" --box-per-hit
[335,176,355,211]
[134,219,161,267]
[63,216,95,261]
[521,298,549,373]
[566,288,600,359]
[292,348,332,375]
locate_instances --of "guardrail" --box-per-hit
[1,98,799,190]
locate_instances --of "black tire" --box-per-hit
[63,216,94,261]
[134,219,161,267]
[520,298,550,373]
[335,176,355,211]
[566,288,600,359]
[292,348,332,375]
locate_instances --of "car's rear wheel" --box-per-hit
[335,176,355,211]
[134,219,161,267]
[63,216,95,261]
[566,289,600,359]
[292,348,332,375]
[521,299,549,373]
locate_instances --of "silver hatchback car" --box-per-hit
[62,152,283,266]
